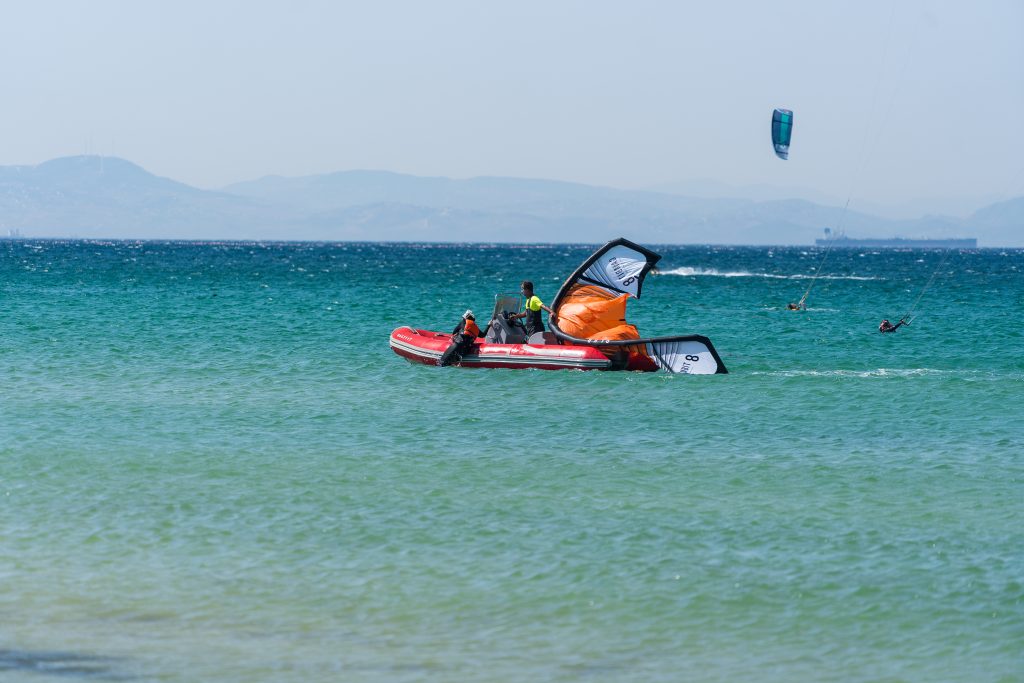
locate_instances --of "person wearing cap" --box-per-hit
[438,309,485,366]
[508,281,556,337]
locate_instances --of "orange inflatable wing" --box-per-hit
[587,323,646,357]
[555,285,630,339]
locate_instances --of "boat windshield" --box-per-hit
[491,293,521,321]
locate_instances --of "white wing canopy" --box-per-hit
[550,238,727,374]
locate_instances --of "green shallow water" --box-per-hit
[1,241,1022,682]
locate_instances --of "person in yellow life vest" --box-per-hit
[438,310,485,366]
[509,280,556,337]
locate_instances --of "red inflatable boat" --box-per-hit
[389,238,728,374]
[389,326,659,371]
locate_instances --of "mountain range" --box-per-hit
[1,156,1019,246]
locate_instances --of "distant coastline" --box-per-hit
[1,156,1021,246]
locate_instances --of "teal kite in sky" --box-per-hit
[772,108,793,160]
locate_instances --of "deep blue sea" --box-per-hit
[2,240,1022,682]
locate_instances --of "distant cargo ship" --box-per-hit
[815,229,976,248]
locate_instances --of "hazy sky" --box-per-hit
[2,0,1022,206]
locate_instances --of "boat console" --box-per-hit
[484,293,529,344]
[483,292,560,345]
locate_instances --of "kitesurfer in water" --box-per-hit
[787,302,805,310]
[509,281,556,337]
[438,310,484,367]
[879,318,908,333]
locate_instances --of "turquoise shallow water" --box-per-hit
[1,240,1022,682]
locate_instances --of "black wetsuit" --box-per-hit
[523,295,545,337]
[438,319,483,366]
[879,320,906,333]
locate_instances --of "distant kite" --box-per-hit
[772,108,793,160]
